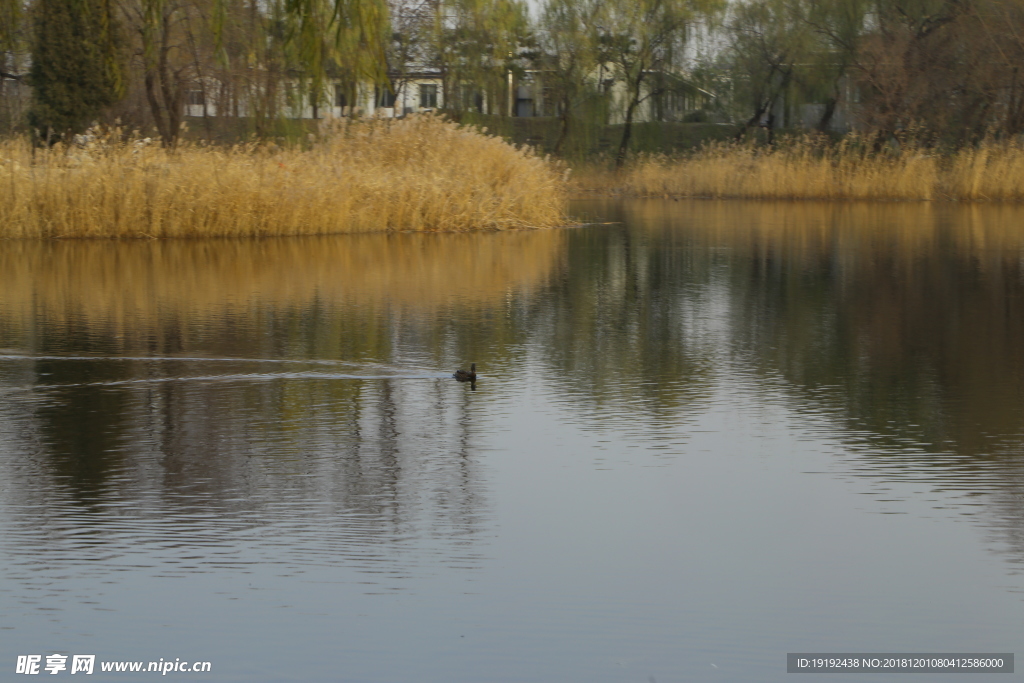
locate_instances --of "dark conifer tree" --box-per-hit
[28,0,124,141]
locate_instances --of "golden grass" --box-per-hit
[0,115,568,239]
[943,142,1024,200]
[616,137,1024,202]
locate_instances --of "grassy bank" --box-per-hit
[0,116,567,239]
[615,137,1024,201]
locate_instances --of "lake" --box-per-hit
[1,199,1022,681]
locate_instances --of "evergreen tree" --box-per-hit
[28,0,125,141]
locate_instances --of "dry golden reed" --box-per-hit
[619,137,1024,202]
[942,142,1024,200]
[0,116,568,239]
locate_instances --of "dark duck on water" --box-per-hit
[453,363,476,382]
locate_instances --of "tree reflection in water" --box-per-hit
[2,200,1024,607]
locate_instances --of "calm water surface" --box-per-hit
[1,200,1023,681]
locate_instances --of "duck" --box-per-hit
[453,363,476,382]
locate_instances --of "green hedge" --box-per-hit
[182,113,742,160]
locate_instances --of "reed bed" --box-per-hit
[943,142,1024,200]
[0,116,568,239]
[619,137,1024,202]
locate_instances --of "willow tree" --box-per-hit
[799,0,870,131]
[123,0,389,145]
[433,0,531,117]
[127,0,284,145]
[119,0,202,146]
[29,0,126,141]
[386,0,435,111]
[283,0,390,115]
[201,0,293,134]
[0,0,23,65]
[725,0,813,138]
[537,0,600,154]
[0,0,25,131]
[591,0,722,168]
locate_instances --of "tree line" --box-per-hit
[716,0,1024,146]
[2,0,1024,154]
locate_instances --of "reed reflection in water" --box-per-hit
[592,198,1024,565]
[0,230,565,570]
[1,204,1024,681]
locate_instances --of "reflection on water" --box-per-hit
[605,200,1024,470]
[2,201,1024,681]
[0,230,564,351]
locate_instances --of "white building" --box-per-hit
[184,71,453,120]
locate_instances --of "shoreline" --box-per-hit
[5,128,1024,240]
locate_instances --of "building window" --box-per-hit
[335,84,349,108]
[186,89,205,106]
[419,84,438,109]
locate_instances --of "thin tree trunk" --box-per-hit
[553,96,571,156]
[816,96,836,132]
[144,70,171,143]
[142,9,183,148]
[615,76,643,170]
[157,14,181,147]
[737,101,770,139]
